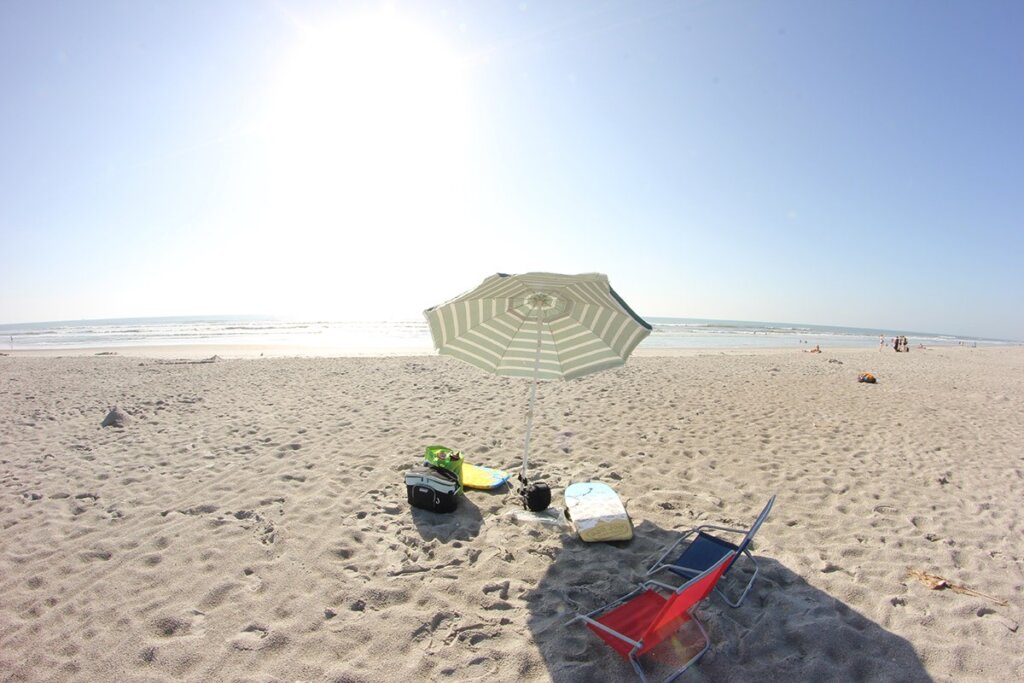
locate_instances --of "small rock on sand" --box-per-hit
[101,406,131,428]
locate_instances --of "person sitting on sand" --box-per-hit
[804,344,821,353]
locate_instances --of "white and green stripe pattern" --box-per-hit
[424,272,652,381]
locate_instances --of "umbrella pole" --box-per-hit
[520,306,543,482]
[521,376,538,481]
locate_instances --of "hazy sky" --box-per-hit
[1,1,1021,339]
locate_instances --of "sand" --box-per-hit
[1,346,1021,682]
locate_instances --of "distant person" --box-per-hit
[893,336,899,352]
[879,334,885,351]
[805,344,821,353]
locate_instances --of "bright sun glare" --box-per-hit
[258,10,474,238]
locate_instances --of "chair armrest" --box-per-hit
[563,582,647,628]
[645,528,699,575]
[646,561,699,582]
[641,578,679,592]
[575,584,646,621]
[576,614,642,649]
[693,523,750,536]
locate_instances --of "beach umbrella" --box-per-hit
[424,272,652,509]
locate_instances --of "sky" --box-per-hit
[1,1,1021,340]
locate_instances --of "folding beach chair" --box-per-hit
[570,552,734,683]
[647,495,775,608]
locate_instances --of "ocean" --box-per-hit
[0,315,1010,353]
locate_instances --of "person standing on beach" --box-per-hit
[879,335,885,351]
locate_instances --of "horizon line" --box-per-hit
[0,313,1018,344]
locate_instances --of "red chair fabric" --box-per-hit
[588,589,666,658]
[588,551,734,659]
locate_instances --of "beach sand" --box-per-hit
[1,346,1021,682]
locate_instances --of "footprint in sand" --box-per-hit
[169,504,218,517]
[482,580,510,600]
[79,549,112,562]
[152,610,205,638]
[412,611,461,642]
[230,624,287,651]
[273,444,302,459]
[330,545,356,564]
[140,553,163,567]
[198,582,241,610]
[231,510,276,545]
[242,567,263,592]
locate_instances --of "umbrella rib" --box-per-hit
[445,300,520,343]
[550,317,565,379]
[498,312,532,369]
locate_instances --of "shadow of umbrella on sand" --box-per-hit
[424,272,652,510]
[525,520,931,682]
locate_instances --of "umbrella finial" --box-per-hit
[527,292,554,310]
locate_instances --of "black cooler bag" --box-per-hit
[406,465,459,513]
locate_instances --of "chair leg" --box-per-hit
[629,655,651,683]
[628,614,712,683]
[716,552,759,608]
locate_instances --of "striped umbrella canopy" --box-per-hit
[424,272,651,380]
[424,272,652,483]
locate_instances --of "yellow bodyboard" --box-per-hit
[462,463,512,490]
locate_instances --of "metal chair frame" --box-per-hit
[570,553,734,683]
[647,495,775,608]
